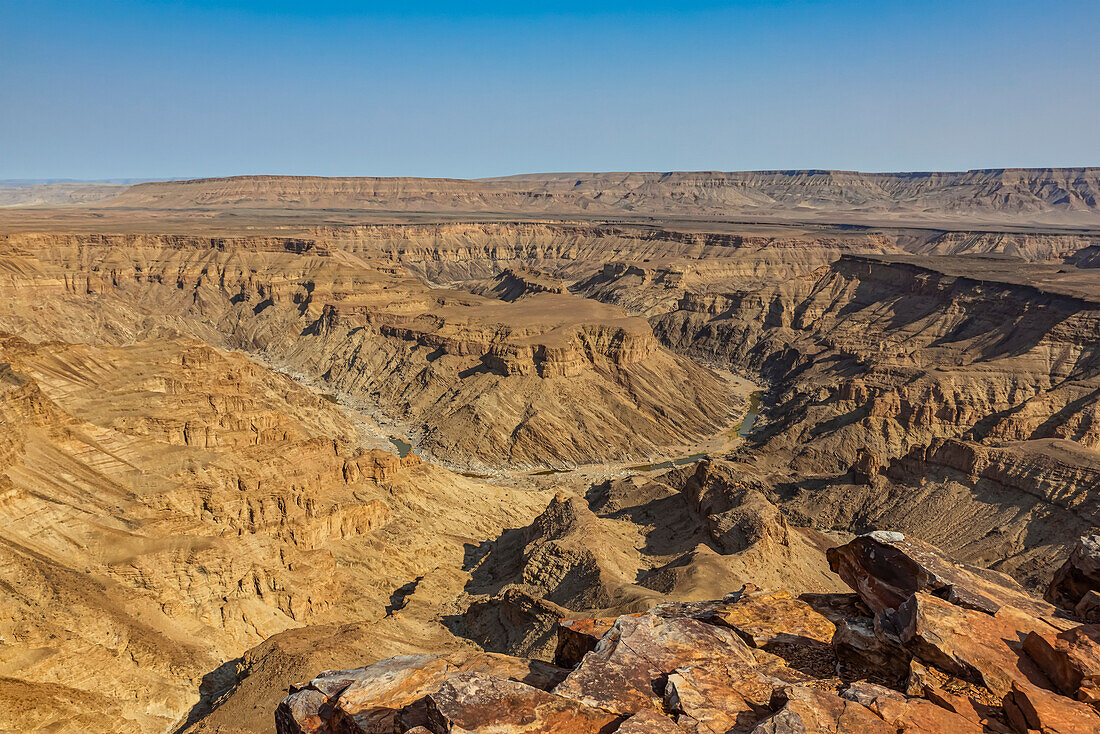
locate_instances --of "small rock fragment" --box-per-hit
[424,672,621,733]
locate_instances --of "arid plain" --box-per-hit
[1,169,1100,733]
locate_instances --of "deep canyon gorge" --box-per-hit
[0,170,1099,733]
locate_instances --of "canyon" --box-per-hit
[0,171,1098,733]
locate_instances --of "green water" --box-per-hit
[737,390,763,438]
[389,437,413,458]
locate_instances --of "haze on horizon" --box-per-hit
[3,0,1099,181]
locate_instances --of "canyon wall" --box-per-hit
[100,169,1100,225]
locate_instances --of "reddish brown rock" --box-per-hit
[275,652,567,734]
[554,615,642,669]
[664,664,769,733]
[1081,686,1100,713]
[798,593,871,624]
[832,616,911,685]
[274,687,328,734]
[905,660,998,726]
[750,686,895,734]
[705,590,837,648]
[424,672,622,733]
[1047,535,1100,617]
[1078,591,1100,623]
[1005,680,1100,734]
[553,613,756,715]
[615,708,688,733]
[696,590,840,681]
[827,532,1049,617]
[841,680,984,733]
[1023,625,1100,700]
[893,592,1053,697]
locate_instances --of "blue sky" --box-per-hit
[2,1,1098,179]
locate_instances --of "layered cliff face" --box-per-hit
[301,290,738,469]
[0,233,740,469]
[0,333,554,733]
[618,254,1100,586]
[98,169,1100,225]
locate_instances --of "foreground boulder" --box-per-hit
[826,530,1053,617]
[552,612,756,715]
[891,591,1052,696]
[275,652,568,733]
[424,673,620,733]
[841,681,985,733]
[553,614,640,669]
[277,532,1100,734]
[753,686,895,734]
[1023,624,1100,701]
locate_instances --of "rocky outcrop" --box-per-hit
[680,461,792,555]
[277,533,1100,734]
[462,587,572,661]
[1047,535,1100,619]
[275,652,570,734]
[643,251,1100,588]
[462,462,847,623]
[1022,625,1100,701]
[825,530,1053,618]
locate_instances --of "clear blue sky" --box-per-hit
[2,1,1098,179]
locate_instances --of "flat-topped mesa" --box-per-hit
[376,293,659,378]
[100,169,1100,225]
[0,231,329,254]
[836,253,1100,309]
